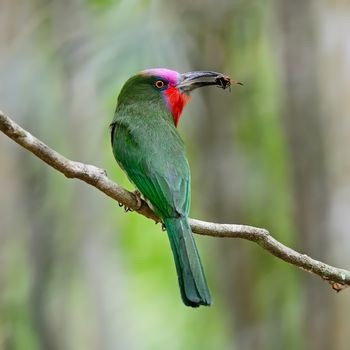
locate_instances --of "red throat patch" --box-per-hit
[165,87,191,127]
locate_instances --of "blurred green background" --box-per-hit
[1,0,350,349]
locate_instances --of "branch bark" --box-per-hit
[1,110,349,291]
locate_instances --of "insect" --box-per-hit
[215,74,243,91]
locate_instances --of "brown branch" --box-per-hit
[1,110,349,291]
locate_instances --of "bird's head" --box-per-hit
[117,68,241,127]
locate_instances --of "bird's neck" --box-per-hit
[115,98,177,128]
[164,87,191,127]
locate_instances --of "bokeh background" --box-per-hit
[1,0,350,349]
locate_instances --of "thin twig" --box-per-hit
[1,110,349,291]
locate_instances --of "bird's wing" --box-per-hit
[111,121,191,219]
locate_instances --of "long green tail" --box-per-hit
[163,217,211,307]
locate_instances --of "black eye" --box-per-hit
[154,80,166,89]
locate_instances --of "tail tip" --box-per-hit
[183,295,212,308]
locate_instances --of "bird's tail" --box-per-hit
[163,217,211,307]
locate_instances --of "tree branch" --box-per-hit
[1,110,349,291]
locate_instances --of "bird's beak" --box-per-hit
[177,71,243,93]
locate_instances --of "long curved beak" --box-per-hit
[177,71,243,93]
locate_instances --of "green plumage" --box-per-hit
[111,74,211,307]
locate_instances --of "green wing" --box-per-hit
[111,120,191,219]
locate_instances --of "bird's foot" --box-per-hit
[118,190,142,213]
[161,223,166,232]
[132,190,142,210]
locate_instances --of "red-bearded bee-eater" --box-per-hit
[111,68,240,307]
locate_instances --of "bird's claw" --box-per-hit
[154,220,166,231]
[118,202,133,212]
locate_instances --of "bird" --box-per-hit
[110,68,239,307]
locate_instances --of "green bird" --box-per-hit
[111,68,237,307]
